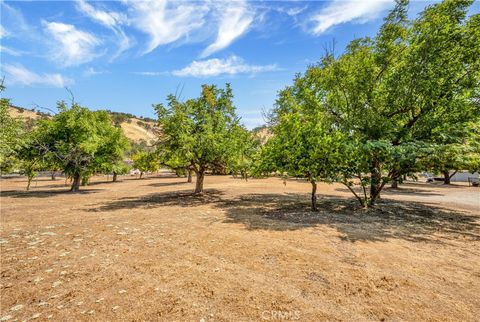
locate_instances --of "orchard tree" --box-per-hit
[228,125,259,181]
[36,102,130,192]
[258,83,350,211]
[132,150,159,179]
[0,85,24,174]
[95,125,130,182]
[421,122,480,183]
[295,0,479,206]
[16,128,46,190]
[155,84,249,194]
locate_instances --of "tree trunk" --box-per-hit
[139,172,143,179]
[195,170,205,194]
[26,176,33,191]
[391,178,399,189]
[369,159,382,206]
[51,171,56,180]
[443,171,451,184]
[113,172,118,182]
[187,170,192,183]
[70,173,81,192]
[310,179,318,211]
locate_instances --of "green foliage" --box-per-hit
[257,81,352,210]
[277,0,480,206]
[95,123,130,176]
[16,129,45,190]
[228,125,259,180]
[155,84,254,193]
[132,150,159,178]
[34,102,130,191]
[0,88,24,173]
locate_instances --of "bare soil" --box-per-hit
[1,174,479,321]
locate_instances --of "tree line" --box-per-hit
[1,0,479,210]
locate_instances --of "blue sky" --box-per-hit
[1,0,478,128]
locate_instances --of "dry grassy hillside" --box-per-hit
[8,106,44,120]
[119,120,157,145]
[252,125,272,144]
[8,106,158,145]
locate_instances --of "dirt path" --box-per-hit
[1,175,479,321]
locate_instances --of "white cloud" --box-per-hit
[76,0,126,28]
[133,71,166,76]
[0,2,29,34]
[83,67,105,77]
[0,46,23,56]
[310,0,394,34]
[285,6,308,17]
[126,0,209,54]
[275,5,308,17]
[172,56,278,77]
[43,21,100,66]
[201,1,253,58]
[2,64,73,87]
[0,26,8,38]
[75,0,130,58]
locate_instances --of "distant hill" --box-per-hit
[252,125,271,144]
[8,106,158,145]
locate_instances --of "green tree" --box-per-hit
[132,150,159,179]
[155,84,246,194]
[35,102,130,192]
[258,84,350,211]
[0,84,24,174]
[291,0,479,206]
[94,125,130,182]
[421,122,480,183]
[228,125,259,181]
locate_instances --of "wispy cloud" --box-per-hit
[0,46,24,57]
[275,5,308,17]
[133,71,167,76]
[172,56,278,77]
[0,2,29,35]
[83,67,106,77]
[75,0,130,58]
[76,0,126,28]
[201,1,253,58]
[0,26,8,38]
[126,0,208,54]
[310,0,394,34]
[2,64,73,87]
[43,21,101,66]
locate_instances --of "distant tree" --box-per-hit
[94,125,130,182]
[16,139,44,190]
[421,122,480,183]
[132,150,159,179]
[228,125,259,181]
[155,84,247,193]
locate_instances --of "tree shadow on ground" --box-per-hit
[84,188,479,243]
[1,189,103,198]
[218,193,480,243]
[86,189,224,212]
[335,186,443,197]
[399,182,471,189]
[146,181,191,188]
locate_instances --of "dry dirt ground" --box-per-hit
[1,174,479,321]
